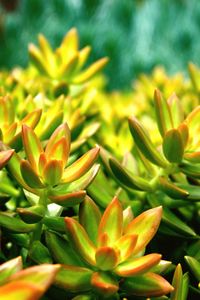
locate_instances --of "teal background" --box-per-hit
[0,0,200,90]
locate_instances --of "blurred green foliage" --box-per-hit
[1,0,200,90]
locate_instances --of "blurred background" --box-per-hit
[0,0,200,90]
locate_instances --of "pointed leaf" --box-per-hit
[29,241,52,264]
[57,28,78,60]
[62,146,99,183]
[45,123,70,161]
[76,46,91,70]
[48,190,86,207]
[20,160,45,189]
[95,247,119,271]
[159,177,189,199]
[46,137,68,166]
[9,264,60,289]
[0,257,22,285]
[55,265,92,292]
[184,256,200,281]
[98,197,123,246]
[115,234,138,263]
[128,117,168,168]
[0,212,35,232]
[38,34,56,71]
[170,264,183,300]
[125,206,162,255]
[109,158,152,191]
[122,272,174,297]
[45,231,85,266]
[0,281,44,300]
[65,217,96,265]
[22,125,43,171]
[154,89,173,137]
[17,205,45,224]
[184,151,200,163]
[29,43,50,75]
[42,159,63,186]
[0,149,14,170]
[79,196,101,245]
[163,129,184,163]
[20,109,42,129]
[91,271,119,297]
[167,93,184,128]
[72,57,109,84]
[114,253,161,277]
[178,123,189,148]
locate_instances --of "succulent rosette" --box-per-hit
[47,196,173,298]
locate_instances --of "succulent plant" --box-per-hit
[46,196,173,298]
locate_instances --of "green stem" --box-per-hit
[30,189,48,246]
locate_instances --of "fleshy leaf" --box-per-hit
[45,137,68,167]
[170,264,184,300]
[128,117,168,168]
[22,125,43,172]
[79,196,102,245]
[98,197,123,246]
[45,231,85,266]
[0,281,44,300]
[163,129,184,163]
[125,206,162,255]
[20,160,45,189]
[95,247,119,271]
[91,271,119,297]
[72,57,109,84]
[109,158,152,191]
[42,159,63,186]
[29,241,53,264]
[121,272,174,297]
[20,109,42,129]
[184,256,200,281]
[0,212,36,233]
[159,177,189,199]
[114,253,161,277]
[167,93,184,128]
[115,234,138,263]
[0,149,14,170]
[55,265,92,292]
[62,147,99,183]
[45,123,70,162]
[17,205,45,224]
[65,217,96,265]
[154,89,173,137]
[0,256,22,285]
[48,190,86,207]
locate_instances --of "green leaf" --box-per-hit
[114,253,161,277]
[62,147,99,183]
[20,160,45,189]
[17,205,45,224]
[72,57,109,84]
[128,117,168,168]
[55,265,92,292]
[0,213,36,233]
[0,149,14,170]
[170,264,184,300]
[65,217,96,266]
[163,129,184,163]
[109,157,152,192]
[184,256,200,281]
[45,123,70,162]
[79,196,101,245]
[121,272,174,297]
[48,190,86,207]
[42,159,63,186]
[0,256,22,285]
[43,216,66,232]
[167,93,184,128]
[125,206,163,255]
[154,89,173,137]
[158,177,189,199]
[45,231,85,266]
[29,241,52,264]
[91,271,119,297]
[95,247,119,271]
[98,197,123,246]
[22,125,43,172]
